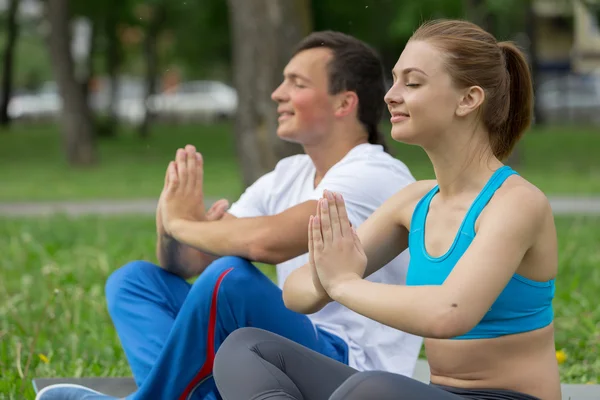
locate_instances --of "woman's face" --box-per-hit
[384,40,464,147]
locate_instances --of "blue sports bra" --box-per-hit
[406,166,555,340]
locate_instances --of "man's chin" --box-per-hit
[276,129,302,144]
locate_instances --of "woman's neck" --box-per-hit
[425,129,503,198]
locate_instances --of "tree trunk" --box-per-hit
[106,4,121,132]
[47,0,97,166]
[526,0,543,126]
[138,4,165,139]
[80,21,96,102]
[227,0,311,187]
[0,0,20,128]
[98,3,122,138]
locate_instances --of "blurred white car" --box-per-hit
[8,82,61,121]
[537,73,600,124]
[147,80,238,122]
[90,77,148,124]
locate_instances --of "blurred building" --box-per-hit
[534,0,600,74]
[533,0,600,125]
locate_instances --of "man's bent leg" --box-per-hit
[105,260,191,386]
[129,256,348,400]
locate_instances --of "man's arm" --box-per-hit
[167,200,318,267]
[156,199,232,279]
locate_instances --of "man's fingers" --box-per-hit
[206,199,229,220]
[209,198,229,211]
[185,145,197,191]
[197,152,204,191]
[166,161,178,194]
[176,148,187,187]
[163,162,170,189]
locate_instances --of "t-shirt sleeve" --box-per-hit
[308,160,415,228]
[227,171,275,218]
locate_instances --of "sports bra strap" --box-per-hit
[462,166,518,236]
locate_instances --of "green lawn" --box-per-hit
[0,123,244,202]
[0,123,599,202]
[0,215,598,399]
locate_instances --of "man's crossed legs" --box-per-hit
[36,257,348,400]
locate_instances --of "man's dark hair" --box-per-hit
[293,31,391,154]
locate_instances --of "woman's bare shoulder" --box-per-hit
[392,179,438,204]
[380,179,438,227]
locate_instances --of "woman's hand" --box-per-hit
[310,190,367,293]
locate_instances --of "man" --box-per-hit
[36,31,422,400]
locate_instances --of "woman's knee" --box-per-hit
[214,327,266,374]
[330,371,410,400]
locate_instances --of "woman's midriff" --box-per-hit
[425,324,561,400]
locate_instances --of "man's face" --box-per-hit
[271,48,337,144]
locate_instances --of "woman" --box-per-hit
[212,19,561,400]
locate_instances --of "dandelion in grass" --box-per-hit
[556,349,567,364]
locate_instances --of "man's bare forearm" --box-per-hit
[156,233,217,279]
[168,214,308,266]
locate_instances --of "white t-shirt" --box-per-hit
[227,143,423,377]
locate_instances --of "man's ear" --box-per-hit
[456,85,485,117]
[334,91,359,118]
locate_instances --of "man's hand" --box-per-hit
[206,198,230,221]
[162,145,206,234]
[157,145,229,236]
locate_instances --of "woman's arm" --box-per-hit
[283,182,431,314]
[315,185,550,339]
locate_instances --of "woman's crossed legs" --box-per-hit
[213,327,540,400]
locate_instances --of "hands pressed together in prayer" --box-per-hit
[157,146,367,293]
[309,190,368,295]
[158,144,229,236]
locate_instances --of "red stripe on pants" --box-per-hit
[178,267,234,400]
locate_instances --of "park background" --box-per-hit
[0,0,599,398]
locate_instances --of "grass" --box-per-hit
[0,215,598,399]
[0,123,244,202]
[0,123,600,202]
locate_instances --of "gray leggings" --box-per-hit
[213,327,541,400]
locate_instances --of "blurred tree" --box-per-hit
[137,1,168,138]
[168,0,232,80]
[312,0,398,69]
[227,0,312,187]
[0,0,21,128]
[311,0,465,77]
[47,0,97,165]
[98,0,126,137]
[525,0,543,126]
[68,0,121,136]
